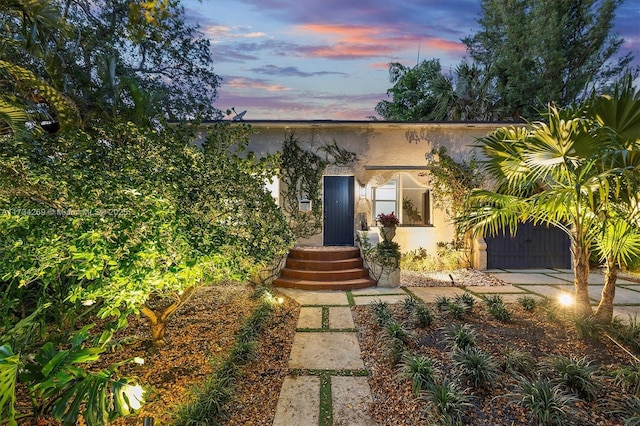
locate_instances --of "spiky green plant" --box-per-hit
[452,347,500,389]
[540,355,601,401]
[502,346,535,376]
[509,376,579,426]
[622,396,640,426]
[447,301,468,319]
[572,314,604,340]
[402,296,419,314]
[484,294,504,308]
[421,379,473,426]
[488,303,512,322]
[455,292,475,310]
[384,337,407,366]
[442,323,477,352]
[398,354,439,395]
[614,363,640,395]
[518,295,537,312]
[435,296,452,311]
[371,300,393,326]
[384,321,411,344]
[414,305,435,328]
[612,315,640,352]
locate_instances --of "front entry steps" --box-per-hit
[274,246,376,291]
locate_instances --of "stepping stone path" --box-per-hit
[273,288,378,426]
[272,270,640,425]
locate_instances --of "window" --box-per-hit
[373,174,432,226]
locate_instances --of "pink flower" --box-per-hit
[376,211,399,227]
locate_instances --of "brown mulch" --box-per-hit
[15,271,640,425]
[353,301,635,426]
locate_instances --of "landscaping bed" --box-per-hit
[353,294,639,425]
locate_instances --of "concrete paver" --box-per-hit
[273,376,320,426]
[514,284,572,298]
[484,293,545,303]
[492,273,570,285]
[298,307,322,329]
[586,286,640,304]
[279,288,349,306]
[331,376,375,426]
[289,332,365,370]
[407,286,466,302]
[329,307,355,329]
[353,294,410,305]
[466,285,527,293]
[350,287,405,296]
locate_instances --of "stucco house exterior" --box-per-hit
[199,120,572,272]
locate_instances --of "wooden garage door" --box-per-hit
[485,222,571,269]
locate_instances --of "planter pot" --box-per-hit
[380,226,396,241]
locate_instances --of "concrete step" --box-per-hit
[274,246,376,291]
[273,277,376,291]
[279,267,370,281]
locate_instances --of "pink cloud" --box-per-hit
[292,23,465,59]
[224,76,291,92]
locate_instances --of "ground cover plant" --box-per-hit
[354,293,640,425]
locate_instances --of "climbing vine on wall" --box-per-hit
[280,132,357,238]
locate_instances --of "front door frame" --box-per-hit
[323,175,355,246]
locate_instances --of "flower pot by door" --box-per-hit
[381,226,396,241]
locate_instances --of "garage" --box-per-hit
[485,222,572,269]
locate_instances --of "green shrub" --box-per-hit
[371,300,393,326]
[442,323,477,352]
[402,296,419,314]
[540,355,601,401]
[615,363,640,395]
[502,346,535,376]
[612,315,640,352]
[484,294,505,308]
[421,379,473,426]
[572,314,605,340]
[414,305,435,328]
[518,295,538,312]
[447,301,469,319]
[384,321,411,344]
[488,303,512,322]
[510,376,578,426]
[455,293,475,311]
[398,354,439,395]
[452,347,500,389]
[435,296,452,312]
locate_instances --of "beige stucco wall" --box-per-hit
[200,120,505,257]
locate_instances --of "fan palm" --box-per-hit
[459,78,640,318]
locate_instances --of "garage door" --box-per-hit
[485,222,571,269]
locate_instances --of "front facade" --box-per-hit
[200,120,572,270]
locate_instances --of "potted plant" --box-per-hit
[376,211,399,241]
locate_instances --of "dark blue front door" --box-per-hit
[323,176,354,246]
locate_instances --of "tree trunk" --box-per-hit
[595,257,617,323]
[141,286,198,346]
[572,242,593,316]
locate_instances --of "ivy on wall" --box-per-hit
[279,132,357,238]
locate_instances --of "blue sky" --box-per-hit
[182,0,640,120]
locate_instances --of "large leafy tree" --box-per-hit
[464,0,635,120]
[458,79,640,319]
[374,59,502,121]
[0,0,221,125]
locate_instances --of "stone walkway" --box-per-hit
[271,269,640,425]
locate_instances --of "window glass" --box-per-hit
[373,174,432,226]
[264,177,279,206]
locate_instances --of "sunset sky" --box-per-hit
[182,0,640,120]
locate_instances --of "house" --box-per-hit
[201,120,571,271]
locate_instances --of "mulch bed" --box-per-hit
[353,301,636,425]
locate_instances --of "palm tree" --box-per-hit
[588,78,640,322]
[459,80,640,318]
